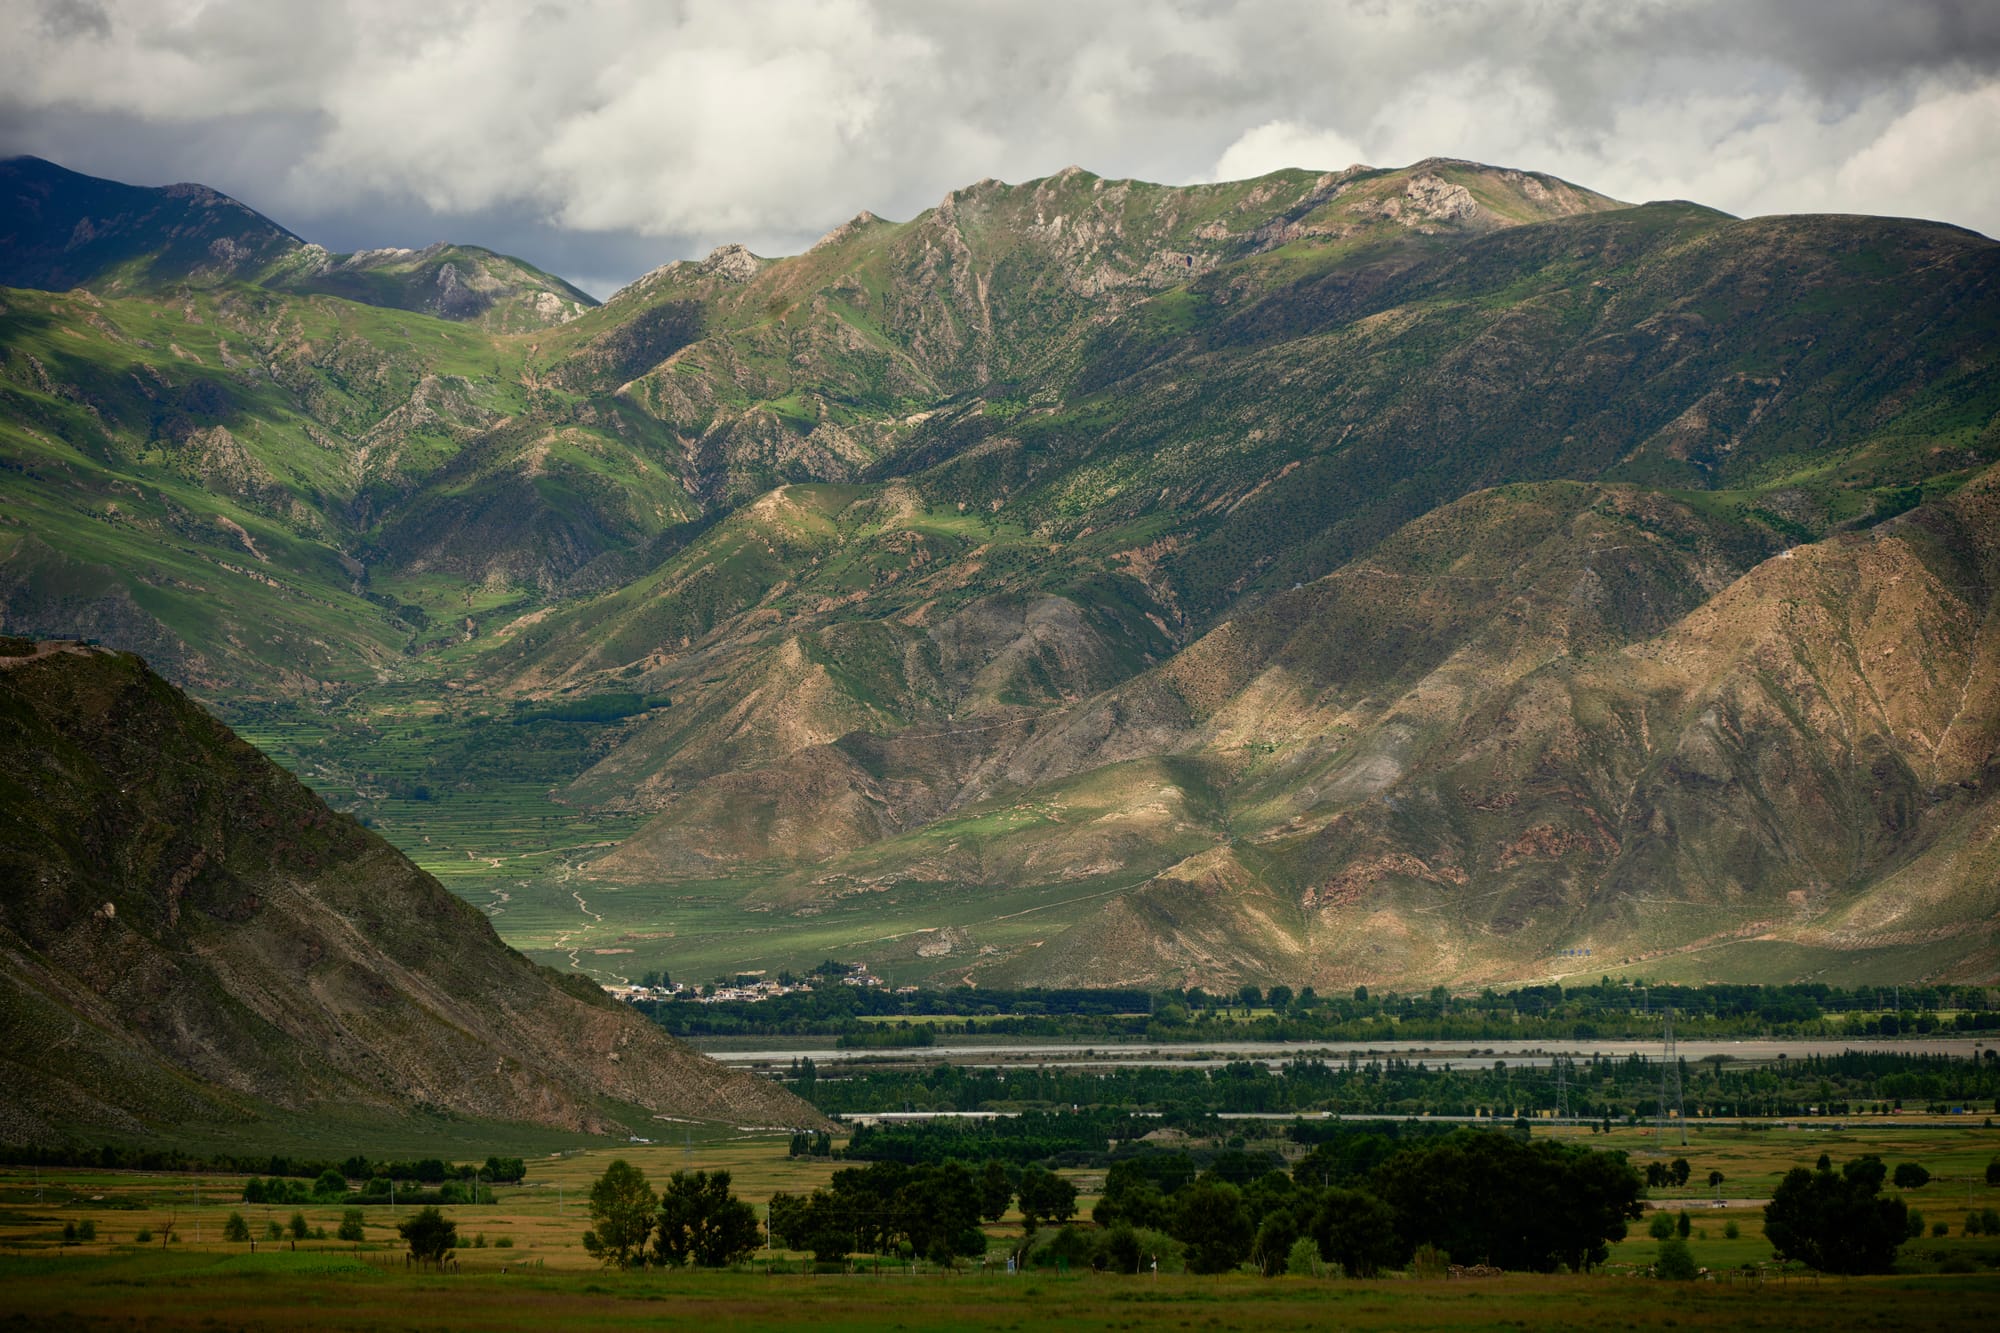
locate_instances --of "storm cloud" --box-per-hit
[5,0,1998,296]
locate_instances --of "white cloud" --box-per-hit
[1212,121,1371,182]
[1833,82,2000,226]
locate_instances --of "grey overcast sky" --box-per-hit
[5,0,1999,298]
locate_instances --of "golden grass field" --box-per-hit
[2,1118,1995,1330]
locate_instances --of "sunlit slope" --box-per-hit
[528,160,1621,504]
[773,475,2000,990]
[3,156,1997,989]
[0,280,699,689]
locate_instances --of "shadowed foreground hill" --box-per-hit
[0,641,823,1144]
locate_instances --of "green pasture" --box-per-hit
[5,1120,2000,1329]
[0,1255,1994,1332]
[501,868,1163,986]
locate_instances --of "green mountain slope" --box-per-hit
[1,156,595,331]
[1,156,1995,991]
[0,639,822,1144]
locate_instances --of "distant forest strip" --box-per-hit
[638,979,1999,1042]
[790,1049,2000,1121]
[0,1145,528,1183]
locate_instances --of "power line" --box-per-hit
[1657,1004,1686,1149]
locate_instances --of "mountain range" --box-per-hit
[2,154,1995,993]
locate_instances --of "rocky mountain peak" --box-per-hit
[700,242,765,279]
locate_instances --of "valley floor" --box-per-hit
[4,1122,1998,1328]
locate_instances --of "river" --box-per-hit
[702,1035,1988,1073]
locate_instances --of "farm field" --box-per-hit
[4,1122,1997,1329]
[0,1256,1995,1332]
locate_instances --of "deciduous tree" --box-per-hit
[978,1160,1014,1223]
[397,1207,456,1265]
[1764,1156,1908,1274]
[581,1159,657,1268]
[654,1169,760,1268]
[1311,1187,1405,1278]
[1172,1179,1252,1274]
[1016,1165,1077,1235]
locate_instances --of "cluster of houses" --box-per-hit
[604,963,890,1005]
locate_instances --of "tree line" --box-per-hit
[0,1144,527,1183]
[776,1128,1645,1276]
[209,1133,1977,1279]
[639,979,1998,1042]
[793,1050,2000,1121]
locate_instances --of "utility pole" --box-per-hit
[1658,1004,1687,1148]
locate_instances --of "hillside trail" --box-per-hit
[547,850,615,979]
[0,641,104,671]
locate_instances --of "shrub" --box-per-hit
[1411,1242,1451,1278]
[1723,1220,1740,1240]
[1028,1224,1094,1270]
[1892,1163,1931,1190]
[1098,1223,1142,1274]
[265,1221,283,1242]
[76,1220,95,1242]
[337,1210,365,1242]
[397,1207,457,1265]
[134,1228,152,1243]
[223,1212,250,1243]
[1655,1237,1697,1280]
[1135,1228,1181,1274]
[1285,1235,1323,1277]
[495,1236,514,1249]
[1932,1222,1949,1238]
[1648,1212,1675,1240]
[288,1211,309,1241]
